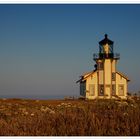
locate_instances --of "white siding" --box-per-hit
[104,59,111,85]
[112,60,116,72]
[116,73,127,98]
[86,72,98,99]
[99,70,104,84]
[89,84,95,96]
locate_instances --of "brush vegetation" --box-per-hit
[0,96,140,136]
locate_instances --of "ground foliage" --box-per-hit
[0,96,140,136]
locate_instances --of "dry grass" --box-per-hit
[0,97,140,136]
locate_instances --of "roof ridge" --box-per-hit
[116,71,130,81]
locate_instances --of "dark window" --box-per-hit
[99,85,104,96]
[110,44,113,53]
[80,81,86,96]
[99,45,104,54]
[112,73,116,81]
[112,85,116,95]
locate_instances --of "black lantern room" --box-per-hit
[99,34,114,58]
[93,34,120,61]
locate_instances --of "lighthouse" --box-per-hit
[77,34,130,99]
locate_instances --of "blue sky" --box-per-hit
[0,4,140,99]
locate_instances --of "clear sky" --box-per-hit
[0,4,140,99]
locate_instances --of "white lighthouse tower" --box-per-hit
[77,34,130,99]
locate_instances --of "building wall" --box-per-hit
[104,59,112,98]
[98,59,104,85]
[85,72,98,99]
[112,59,116,72]
[82,60,128,100]
[84,72,128,100]
[104,59,111,85]
[116,73,127,98]
[99,70,104,84]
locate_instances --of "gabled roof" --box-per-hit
[76,70,130,83]
[81,71,93,77]
[116,71,130,81]
[76,70,97,83]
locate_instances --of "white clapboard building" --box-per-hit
[77,34,130,99]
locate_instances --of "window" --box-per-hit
[80,82,86,96]
[118,85,124,96]
[99,45,103,53]
[98,63,104,70]
[99,85,104,96]
[89,84,95,96]
[112,85,116,95]
[110,44,113,53]
[112,73,116,81]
